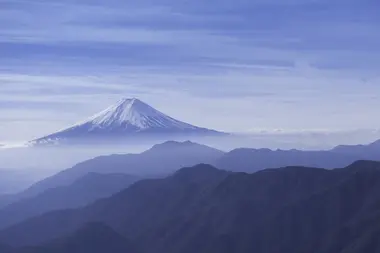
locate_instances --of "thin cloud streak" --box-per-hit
[0,0,379,146]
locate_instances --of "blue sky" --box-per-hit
[1,0,380,143]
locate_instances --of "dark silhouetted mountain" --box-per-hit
[0,164,228,247]
[0,243,12,253]
[3,161,380,253]
[30,98,225,146]
[0,173,138,230]
[19,141,224,199]
[17,222,139,253]
[215,148,361,172]
[331,139,380,160]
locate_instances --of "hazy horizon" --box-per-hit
[1,0,380,145]
[1,0,380,172]
[1,97,380,148]
[2,1,380,250]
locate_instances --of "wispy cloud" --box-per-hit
[0,0,379,145]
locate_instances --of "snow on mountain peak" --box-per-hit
[73,98,198,131]
[30,98,225,146]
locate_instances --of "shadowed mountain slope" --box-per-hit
[2,161,380,253]
[22,141,224,198]
[17,222,139,253]
[0,173,139,230]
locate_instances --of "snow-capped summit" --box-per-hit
[31,98,224,146]
[83,98,198,131]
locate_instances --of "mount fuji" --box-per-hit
[30,98,225,146]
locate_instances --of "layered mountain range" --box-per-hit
[1,161,380,253]
[3,138,380,209]
[2,131,380,253]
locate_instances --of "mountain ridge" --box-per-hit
[2,141,224,204]
[30,98,225,146]
[0,172,139,230]
[2,161,380,253]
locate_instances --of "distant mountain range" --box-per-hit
[331,139,380,158]
[30,98,225,146]
[1,139,380,252]
[6,138,380,209]
[215,147,356,172]
[21,141,224,197]
[215,137,380,172]
[0,173,139,230]
[2,161,380,253]
[0,141,224,209]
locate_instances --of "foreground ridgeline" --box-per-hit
[1,161,380,253]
